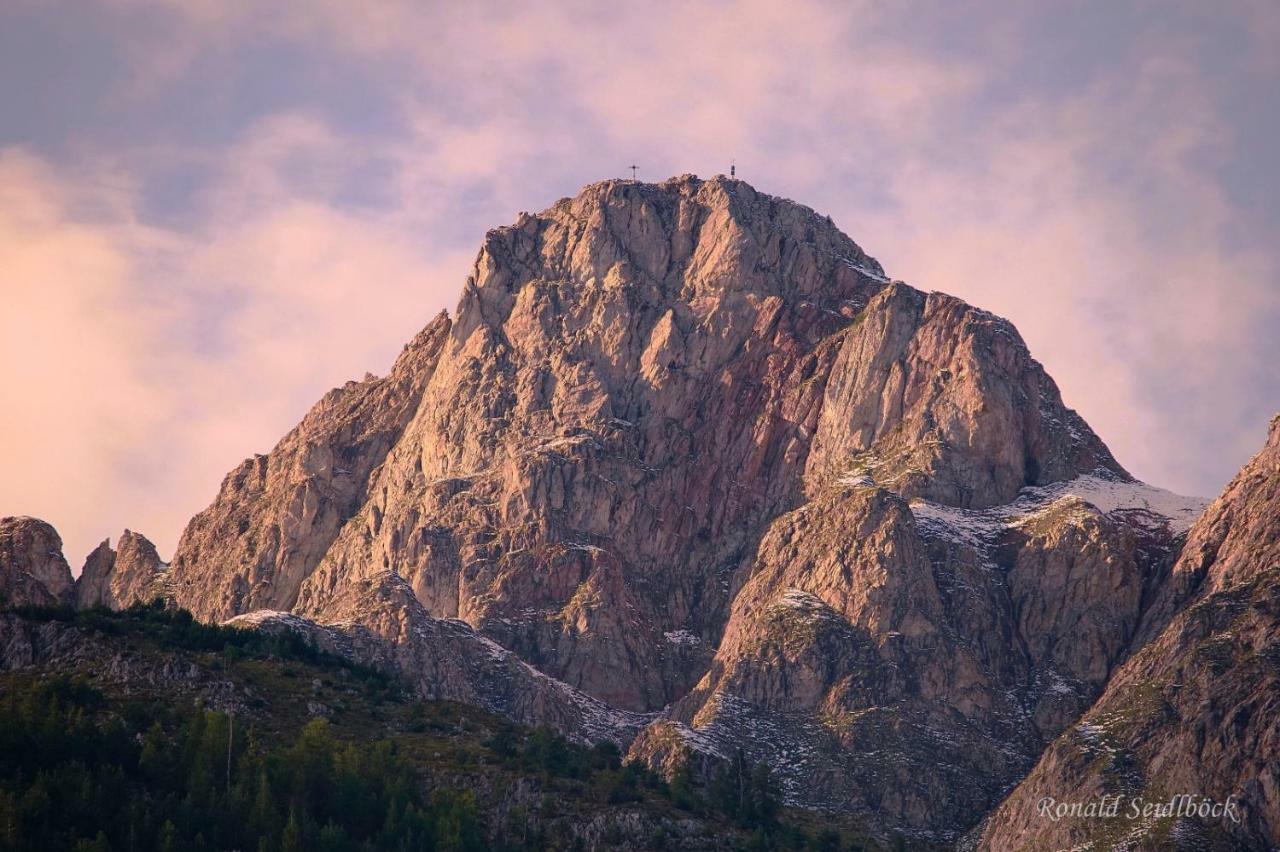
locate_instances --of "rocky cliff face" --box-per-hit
[801,282,1124,508]
[9,175,1246,846]
[75,530,168,609]
[0,516,74,607]
[977,415,1280,851]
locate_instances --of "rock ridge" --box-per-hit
[977,414,1280,850]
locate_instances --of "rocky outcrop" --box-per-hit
[803,283,1125,508]
[0,517,74,607]
[75,530,167,609]
[231,583,651,746]
[631,485,1035,843]
[978,415,1280,851]
[168,313,452,622]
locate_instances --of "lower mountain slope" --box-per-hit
[0,604,883,852]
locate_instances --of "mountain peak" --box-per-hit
[455,173,887,346]
[502,172,885,279]
[146,177,1211,843]
[74,528,167,609]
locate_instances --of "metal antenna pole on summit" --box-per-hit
[629,164,638,180]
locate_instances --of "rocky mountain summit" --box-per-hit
[6,175,1271,849]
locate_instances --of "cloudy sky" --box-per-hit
[3,0,1278,567]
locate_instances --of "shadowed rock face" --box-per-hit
[75,530,167,609]
[36,175,1227,844]
[978,415,1280,852]
[0,517,74,607]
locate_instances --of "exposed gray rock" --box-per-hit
[803,282,1126,507]
[628,473,1200,842]
[228,587,651,746]
[75,529,167,609]
[0,516,74,607]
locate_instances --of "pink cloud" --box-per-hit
[0,123,471,567]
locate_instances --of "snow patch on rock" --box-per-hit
[909,473,1207,550]
[663,630,702,647]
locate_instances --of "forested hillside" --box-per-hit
[0,604,884,851]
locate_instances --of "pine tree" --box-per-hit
[281,806,304,852]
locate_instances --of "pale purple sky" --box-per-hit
[2,1,1278,567]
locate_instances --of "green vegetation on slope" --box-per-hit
[0,678,484,852]
[0,604,883,851]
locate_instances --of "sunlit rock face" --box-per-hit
[168,313,453,622]
[802,281,1125,508]
[291,175,898,713]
